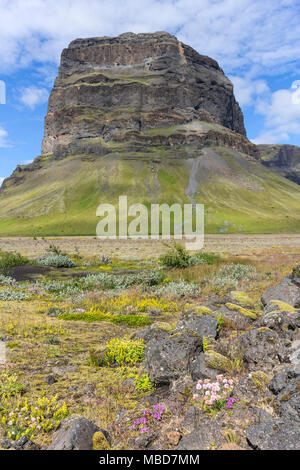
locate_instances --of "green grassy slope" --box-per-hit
[0,142,300,236]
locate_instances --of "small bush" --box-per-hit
[154,280,201,298]
[189,252,221,266]
[0,289,29,301]
[213,264,256,288]
[160,244,221,269]
[104,338,144,367]
[39,254,75,268]
[0,275,17,286]
[0,252,28,275]
[160,244,190,268]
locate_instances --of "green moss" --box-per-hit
[93,431,111,450]
[225,302,258,320]
[152,322,174,334]
[230,291,255,307]
[204,350,231,372]
[269,300,297,313]
[250,371,271,391]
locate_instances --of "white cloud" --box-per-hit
[0,0,299,78]
[19,86,49,109]
[0,176,5,186]
[252,84,300,144]
[230,75,270,107]
[0,1,300,145]
[0,126,9,148]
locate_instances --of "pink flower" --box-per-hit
[196,383,202,390]
[193,394,199,400]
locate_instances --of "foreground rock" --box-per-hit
[47,416,101,450]
[261,275,300,308]
[246,419,300,450]
[144,329,202,385]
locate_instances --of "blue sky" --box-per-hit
[1,0,300,184]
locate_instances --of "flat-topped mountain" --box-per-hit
[0,32,300,236]
[42,31,246,160]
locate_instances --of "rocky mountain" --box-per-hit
[259,144,300,185]
[0,32,300,236]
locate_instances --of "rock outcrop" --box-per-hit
[259,144,300,185]
[42,32,246,159]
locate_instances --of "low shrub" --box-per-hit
[104,337,145,367]
[39,254,75,268]
[213,263,256,288]
[154,280,201,297]
[0,252,28,275]
[160,244,221,269]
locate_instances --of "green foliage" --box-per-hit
[160,243,190,268]
[0,251,28,275]
[189,252,221,266]
[60,312,151,327]
[217,313,224,332]
[134,374,154,392]
[104,338,144,367]
[160,244,221,269]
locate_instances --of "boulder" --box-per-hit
[269,366,300,422]
[144,330,202,385]
[47,416,101,450]
[238,328,288,371]
[261,275,300,308]
[177,419,224,450]
[175,311,218,340]
[246,419,300,450]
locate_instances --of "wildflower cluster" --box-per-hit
[0,395,68,441]
[193,375,238,414]
[130,404,166,434]
[225,397,239,409]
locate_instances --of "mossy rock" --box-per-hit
[204,350,231,372]
[230,291,256,308]
[152,322,174,334]
[93,431,111,450]
[269,300,297,313]
[225,302,258,320]
[191,306,215,316]
[250,371,271,391]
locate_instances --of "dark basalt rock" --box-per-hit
[47,415,101,450]
[246,419,300,450]
[261,275,300,308]
[41,31,247,159]
[143,329,202,386]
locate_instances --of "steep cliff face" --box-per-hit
[41,32,246,159]
[1,32,300,236]
[259,144,300,185]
